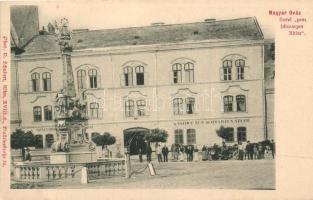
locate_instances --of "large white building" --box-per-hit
[11,12,270,151]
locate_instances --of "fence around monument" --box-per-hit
[12,159,126,183]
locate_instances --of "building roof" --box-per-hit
[22,17,264,54]
[10,5,39,48]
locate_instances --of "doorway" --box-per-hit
[123,127,149,155]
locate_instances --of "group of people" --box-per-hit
[142,144,169,163]
[238,140,275,160]
[137,140,275,163]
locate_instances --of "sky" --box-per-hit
[33,0,275,39]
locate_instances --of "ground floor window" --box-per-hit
[225,127,234,142]
[34,134,43,148]
[45,134,54,148]
[237,127,247,142]
[187,129,196,145]
[174,129,184,144]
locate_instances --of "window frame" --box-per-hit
[223,95,233,112]
[77,69,86,90]
[174,129,184,144]
[184,62,194,83]
[42,72,51,91]
[44,105,53,121]
[236,95,246,112]
[33,106,42,122]
[123,66,133,86]
[136,100,146,116]
[222,60,232,81]
[186,97,195,114]
[135,66,145,86]
[89,102,100,119]
[172,63,182,84]
[186,129,196,145]
[31,72,40,92]
[125,100,135,117]
[88,69,98,89]
[225,127,234,142]
[173,98,184,115]
[237,127,247,142]
[235,59,245,80]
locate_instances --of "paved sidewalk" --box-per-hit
[47,159,275,189]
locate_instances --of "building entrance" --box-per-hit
[123,127,149,155]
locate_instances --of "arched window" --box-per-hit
[173,98,183,115]
[136,100,146,116]
[223,60,232,81]
[124,67,133,86]
[77,69,86,89]
[44,105,53,121]
[186,97,195,114]
[184,62,194,83]
[236,95,246,112]
[90,102,99,119]
[31,72,40,92]
[125,100,134,117]
[235,59,245,80]
[174,129,184,144]
[42,72,51,91]
[237,127,247,142]
[172,63,182,84]
[135,66,144,85]
[187,129,196,145]
[33,106,42,122]
[88,69,98,88]
[223,95,233,112]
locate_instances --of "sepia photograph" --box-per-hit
[7,2,277,190]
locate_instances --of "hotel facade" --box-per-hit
[11,15,272,151]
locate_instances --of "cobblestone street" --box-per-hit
[47,159,275,189]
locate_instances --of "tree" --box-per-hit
[145,128,168,143]
[11,129,36,159]
[216,126,233,142]
[92,132,116,149]
[11,129,36,149]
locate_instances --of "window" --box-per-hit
[184,62,194,83]
[225,128,234,142]
[33,106,42,122]
[125,100,134,117]
[236,59,245,80]
[223,60,232,81]
[44,105,53,121]
[45,134,54,148]
[31,72,40,92]
[137,100,146,116]
[173,98,183,115]
[186,97,195,114]
[124,67,133,86]
[172,63,182,84]
[174,129,184,144]
[90,102,99,119]
[42,72,51,91]
[237,127,247,142]
[88,69,98,88]
[187,129,196,145]
[77,70,86,89]
[135,66,144,85]
[223,95,233,112]
[236,95,246,112]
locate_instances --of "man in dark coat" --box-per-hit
[146,144,152,162]
[162,145,169,162]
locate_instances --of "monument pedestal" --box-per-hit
[50,152,70,164]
